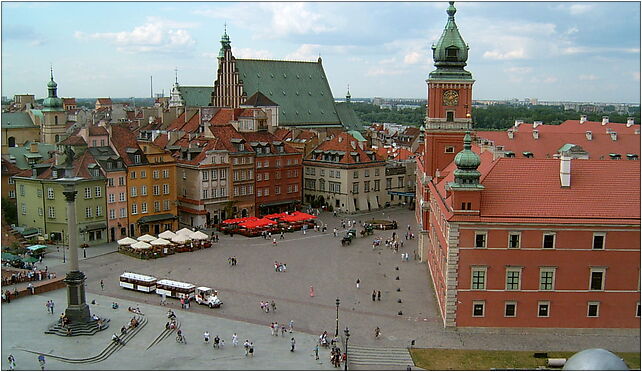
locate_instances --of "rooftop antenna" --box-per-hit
[224,21,227,34]
[150,75,153,99]
[174,67,179,84]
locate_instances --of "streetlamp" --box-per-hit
[335,298,340,337]
[344,326,350,370]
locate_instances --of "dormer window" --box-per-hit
[52,170,58,178]
[265,147,270,154]
[134,154,141,163]
[446,47,459,61]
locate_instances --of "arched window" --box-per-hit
[55,135,60,143]
[241,209,248,217]
[7,137,15,147]
[54,116,58,125]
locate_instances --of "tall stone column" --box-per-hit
[62,187,91,323]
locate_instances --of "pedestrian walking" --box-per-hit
[46,300,51,313]
[28,282,34,295]
[7,354,15,371]
[271,300,276,312]
[309,286,315,297]
[50,300,54,314]
[333,228,337,237]
[219,339,225,348]
[273,321,279,336]
[203,331,210,343]
[288,319,294,333]
[281,324,287,336]
[213,335,220,348]
[290,337,296,352]
[100,280,104,290]
[374,326,381,338]
[249,342,254,357]
[244,340,250,356]
[273,238,277,246]
[372,290,376,301]
[232,333,238,347]
[377,290,381,301]
[180,298,185,309]
[314,344,319,360]
[280,231,285,240]
[270,322,275,336]
[356,278,360,289]
[37,354,45,370]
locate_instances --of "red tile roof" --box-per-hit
[2,158,22,176]
[307,132,384,164]
[295,130,317,141]
[110,125,142,166]
[58,135,87,146]
[273,128,292,140]
[241,131,300,155]
[476,129,640,159]
[96,98,112,105]
[167,111,200,132]
[209,108,243,125]
[434,148,640,222]
[88,126,109,136]
[63,98,76,105]
[153,133,169,148]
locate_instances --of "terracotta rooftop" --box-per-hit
[273,128,292,141]
[1,158,22,176]
[307,132,384,164]
[167,111,200,132]
[87,126,109,136]
[153,133,169,148]
[241,131,300,155]
[109,125,143,166]
[96,98,112,105]
[58,135,87,146]
[435,148,640,222]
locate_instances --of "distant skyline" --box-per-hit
[2,2,640,103]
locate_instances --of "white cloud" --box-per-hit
[541,76,558,84]
[365,67,404,77]
[562,46,640,55]
[194,3,336,39]
[403,51,423,65]
[234,48,273,60]
[505,66,533,74]
[579,74,599,81]
[74,17,196,54]
[567,4,595,15]
[565,26,579,35]
[483,49,527,60]
[285,44,321,61]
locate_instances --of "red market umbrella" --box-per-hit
[282,211,317,222]
[240,218,277,229]
[222,216,259,225]
[263,212,289,220]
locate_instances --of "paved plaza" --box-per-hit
[1,207,639,370]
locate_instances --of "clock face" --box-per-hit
[443,90,459,106]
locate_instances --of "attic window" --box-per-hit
[446,47,459,61]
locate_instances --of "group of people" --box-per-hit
[319,331,338,348]
[273,261,287,272]
[269,319,294,337]
[45,300,56,314]
[203,331,224,348]
[371,290,382,301]
[330,346,345,368]
[259,300,277,313]
[128,305,144,315]
[227,256,238,266]
[2,267,52,286]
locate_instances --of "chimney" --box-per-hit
[610,131,617,141]
[533,120,543,128]
[532,130,539,139]
[514,120,524,127]
[580,115,588,124]
[29,142,39,153]
[627,117,635,127]
[560,155,571,187]
[507,128,514,139]
[601,116,609,125]
[585,131,592,140]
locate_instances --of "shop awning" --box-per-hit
[137,213,177,224]
[85,223,107,231]
[239,218,276,229]
[259,199,298,208]
[387,191,416,197]
[26,245,47,251]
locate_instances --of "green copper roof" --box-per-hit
[336,102,365,132]
[43,69,64,111]
[219,28,231,58]
[451,131,482,187]
[1,112,38,129]
[347,130,367,142]
[177,86,214,107]
[235,59,341,127]
[429,1,473,81]
[7,141,57,169]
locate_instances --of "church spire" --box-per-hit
[430,1,472,80]
[219,23,231,58]
[43,67,63,111]
[346,84,351,103]
[451,131,482,187]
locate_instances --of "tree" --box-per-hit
[1,197,17,226]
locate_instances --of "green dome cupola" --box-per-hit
[429,1,473,81]
[219,24,231,58]
[42,67,64,111]
[452,131,482,186]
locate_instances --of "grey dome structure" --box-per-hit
[563,348,628,370]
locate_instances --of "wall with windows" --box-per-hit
[454,223,640,328]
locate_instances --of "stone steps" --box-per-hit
[45,318,110,337]
[348,345,414,367]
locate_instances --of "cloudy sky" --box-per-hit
[2,1,640,103]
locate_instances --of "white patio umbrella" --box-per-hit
[189,231,209,240]
[150,238,171,246]
[176,228,194,236]
[171,235,189,244]
[131,241,152,249]
[158,230,176,240]
[137,234,156,242]
[117,237,137,245]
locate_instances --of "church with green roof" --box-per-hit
[175,29,363,132]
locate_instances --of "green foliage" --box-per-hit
[1,197,18,226]
[351,102,425,126]
[352,102,641,130]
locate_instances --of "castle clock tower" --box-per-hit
[424,1,474,179]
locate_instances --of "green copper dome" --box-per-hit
[219,26,231,58]
[42,69,64,111]
[429,1,472,80]
[453,131,481,185]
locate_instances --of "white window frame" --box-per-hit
[108,194,115,203]
[154,201,160,212]
[109,209,116,220]
[445,146,455,153]
[85,187,92,199]
[48,206,55,218]
[95,186,102,197]
[163,184,169,195]
[504,301,517,318]
[202,170,209,181]
[589,267,606,291]
[131,187,137,197]
[539,267,556,291]
[131,204,138,215]
[472,300,485,317]
[141,202,147,214]
[153,185,160,196]
[96,206,102,216]
[141,185,147,196]
[47,187,54,199]
[471,266,487,290]
[537,301,550,318]
[542,232,556,249]
[592,232,606,250]
[505,267,522,291]
[474,231,487,248]
[119,192,126,202]
[85,207,92,218]
[587,301,600,317]
[120,208,127,218]
[508,232,521,249]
